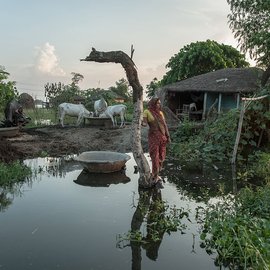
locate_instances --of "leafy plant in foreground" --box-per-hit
[0,161,32,186]
[196,186,270,269]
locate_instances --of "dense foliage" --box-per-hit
[197,185,270,269]
[227,0,270,86]
[170,110,239,163]
[227,0,270,68]
[161,40,249,85]
[0,66,18,111]
[108,78,132,101]
[0,161,32,186]
[145,77,161,99]
[240,94,270,159]
[44,73,83,110]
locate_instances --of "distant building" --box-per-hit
[34,99,50,108]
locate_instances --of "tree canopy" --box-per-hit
[0,66,18,111]
[44,72,84,109]
[161,40,249,86]
[146,77,161,99]
[108,78,131,101]
[71,72,84,86]
[227,0,270,86]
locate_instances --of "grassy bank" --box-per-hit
[0,161,32,186]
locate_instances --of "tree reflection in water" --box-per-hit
[130,188,166,269]
[117,187,189,270]
[160,158,237,203]
[0,189,13,212]
[0,179,33,212]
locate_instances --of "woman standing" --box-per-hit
[142,97,171,188]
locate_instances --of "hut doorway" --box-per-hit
[167,91,204,120]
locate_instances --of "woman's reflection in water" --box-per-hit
[130,187,165,270]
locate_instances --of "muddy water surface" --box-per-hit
[0,154,234,270]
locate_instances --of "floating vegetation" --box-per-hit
[117,189,190,248]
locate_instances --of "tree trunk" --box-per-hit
[80,48,151,188]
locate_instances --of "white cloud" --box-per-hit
[35,42,66,76]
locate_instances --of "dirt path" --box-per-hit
[0,125,149,163]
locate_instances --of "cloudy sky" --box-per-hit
[0,0,249,100]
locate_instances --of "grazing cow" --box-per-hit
[100,104,127,127]
[4,99,31,127]
[58,103,93,127]
[94,98,107,116]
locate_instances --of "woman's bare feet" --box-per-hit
[151,176,164,189]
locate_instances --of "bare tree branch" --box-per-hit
[130,44,135,60]
[81,48,152,188]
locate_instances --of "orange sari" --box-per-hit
[147,99,168,178]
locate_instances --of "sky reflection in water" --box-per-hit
[0,154,234,270]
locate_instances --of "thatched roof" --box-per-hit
[163,67,263,93]
[19,93,35,109]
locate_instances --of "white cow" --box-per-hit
[58,103,93,127]
[100,104,127,128]
[94,98,107,116]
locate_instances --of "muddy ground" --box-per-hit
[0,125,149,163]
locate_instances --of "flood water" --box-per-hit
[0,154,235,270]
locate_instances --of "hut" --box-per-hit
[159,67,262,121]
[19,93,35,109]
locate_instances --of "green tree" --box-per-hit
[71,72,84,86]
[44,82,65,108]
[44,72,84,109]
[227,0,270,86]
[146,77,161,99]
[109,78,131,101]
[0,66,18,111]
[161,40,249,85]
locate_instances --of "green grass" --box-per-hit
[0,161,32,186]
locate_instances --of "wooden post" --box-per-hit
[218,93,222,114]
[202,92,207,120]
[236,93,240,109]
[231,100,246,164]
[232,94,269,164]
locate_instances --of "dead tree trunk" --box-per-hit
[80,48,151,188]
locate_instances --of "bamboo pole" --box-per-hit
[231,94,269,164]
[231,100,246,164]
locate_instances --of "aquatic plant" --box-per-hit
[196,185,270,269]
[0,161,32,186]
[117,191,190,248]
